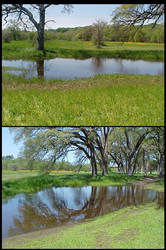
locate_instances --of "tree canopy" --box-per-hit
[112,4,164,27]
[10,127,164,177]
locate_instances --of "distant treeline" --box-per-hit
[2,156,91,173]
[2,23,164,43]
[2,155,158,174]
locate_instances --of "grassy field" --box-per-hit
[2,203,164,249]
[2,40,164,60]
[2,73,164,126]
[2,40,164,126]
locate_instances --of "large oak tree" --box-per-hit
[9,126,164,177]
[2,4,72,51]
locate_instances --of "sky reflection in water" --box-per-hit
[2,185,164,238]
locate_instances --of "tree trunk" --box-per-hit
[37,5,45,51]
[101,164,108,176]
[142,149,147,176]
[158,153,164,178]
[90,147,98,177]
[91,158,98,177]
[37,27,44,51]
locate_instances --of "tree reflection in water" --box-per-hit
[36,60,44,78]
[4,185,163,237]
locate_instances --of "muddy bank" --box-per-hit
[128,176,162,186]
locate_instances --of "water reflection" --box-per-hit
[91,57,104,68]
[2,57,164,80]
[36,60,44,78]
[2,185,164,238]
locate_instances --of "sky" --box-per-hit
[2,4,120,29]
[2,127,78,163]
[2,127,23,158]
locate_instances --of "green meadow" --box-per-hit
[2,40,164,126]
[2,40,164,60]
[2,73,164,126]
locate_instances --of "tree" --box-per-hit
[148,127,164,178]
[3,154,14,160]
[9,127,114,177]
[109,127,150,176]
[2,28,13,42]
[92,19,107,48]
[112,4,164,28]
[9,127,164,177]
[2,4,72,51]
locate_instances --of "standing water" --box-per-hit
[2,185,164,238]
[2,57,164,80]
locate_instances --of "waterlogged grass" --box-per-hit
[145,179,164,192]
[2,40,164,60]
[2,66,31,71]
[2,172,144,199]
[2,203,164,249]
[2,73,164,126]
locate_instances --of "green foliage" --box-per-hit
[2,23,164,45]
[2,155,14,160]
[2,156,90,173]
[92,19,107,48]
[2,29,13,43]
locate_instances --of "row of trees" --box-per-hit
[9,127,164,178]
[2,4,165,50]
[2,21,164,44]
[2,156,82,172]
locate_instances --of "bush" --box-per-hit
[2,29,12,43]
[8,164,18,171]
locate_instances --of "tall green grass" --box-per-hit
[2,73,164,126]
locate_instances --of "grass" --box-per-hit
[2,171,161,199]
[2,73,164,126]
[2,40,164,60]
[145,179,165,192]
[2,170,39,181]
[2,203,164,249]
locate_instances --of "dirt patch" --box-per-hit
[127,176,161,186]
[113,228,139,242]
[2,223,73,248]
[95,230,112,249]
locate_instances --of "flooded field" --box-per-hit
[2,57,164,80]
[2,184,164,238]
